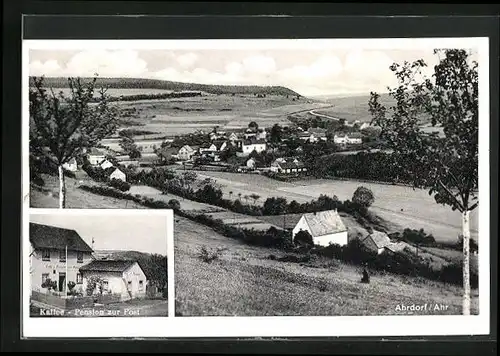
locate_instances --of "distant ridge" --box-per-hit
[29,76,301,97]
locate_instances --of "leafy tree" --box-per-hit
[41,278,58,292]
[168,199,181,211]
[270,123,283,143]
[369,49,478,315]
[248,121,259,131]
[263,197,288,215]
[120,136,141,159]
[352,186,375,208]
[294,229,314,246]
[29,76,117,208]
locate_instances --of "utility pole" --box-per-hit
[65,244,68,298]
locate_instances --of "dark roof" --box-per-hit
[79,259,136,273]
[29,223,93,253]
[243,138,266,145]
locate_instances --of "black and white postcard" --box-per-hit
[22,38,490,337]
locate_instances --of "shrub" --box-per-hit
[293,229,314,247]
[41,278,58,291]
[352,186,375,208]
[108,178,131,192]
[67,281,76,292]
[402,228,436,246]
[198,246,222,263]
[167,199,181,211]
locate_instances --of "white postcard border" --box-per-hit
[22,37,491,338]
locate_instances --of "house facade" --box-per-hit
[241,139,267,156]
[292,209,348,247]
[79,260,148,300]
[29,223,94,295]
[270,157,307,174]
[178,145,196,161]
[333,133,363,145]
[62,157,78,172]
[361,231,406,254]
[87,148,106,166]
[109,168,126,182]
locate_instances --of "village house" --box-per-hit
[359,122,371,130]
[213,140,228,152]
[228,132,239,142]
[109,168,126,182]
[240,138,267,156]
[29,222,94,295]
[62,157,78,172]
[209,130,227,141]
[87,147,106,166]
[177,145,197,161]
[333,132,363,145]
[308,127,328,141]
[99,159,114,170]
[199,143,218,154]
[270,157,307,175]
[360,230,406,255]
[79,259,148,300]
[292,209,348,247]
[298,131,318,143]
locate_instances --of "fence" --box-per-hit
[31,290,123,309]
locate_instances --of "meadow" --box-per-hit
[187,171,479,244]
[174,216,478,316]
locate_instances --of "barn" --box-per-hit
[292,209,348,247]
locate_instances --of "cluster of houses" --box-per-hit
[291,209,407,254]
[63,148,127,182]
[29,222,149,302]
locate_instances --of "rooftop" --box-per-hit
[301,209,347,237]
[30,222,93,253]
[79,259,137,273]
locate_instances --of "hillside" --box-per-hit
[29,76,301,97]
[175,217,478,316]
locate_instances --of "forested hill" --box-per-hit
[29,77,301,97]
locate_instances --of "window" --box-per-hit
[138,280,144,291]
[76,273,83,284]
[42,249,50,261]
[127,281,132,290]
[77,251,84,263]
[59,249,66,262]
[41,273,49,284]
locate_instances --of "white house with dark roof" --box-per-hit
[87,147,106,165]
[62,157,78,172]
[241,138,267,156]
[109,168,126,182]
[178,145,197,161]
[29,222,94,294]
[270,157,307,174]
[333,132,363,145]
[99,159,114,170]
[292,209,348,247]
[361,230,407,255]
[79,260,148,300]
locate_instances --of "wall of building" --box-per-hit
[81,270,129,299]
[314,231,348,247]
[30,248,93,294]
[123,262,148,299]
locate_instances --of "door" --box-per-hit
[58,273,66,292]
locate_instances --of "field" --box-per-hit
[174,216,479,316]
[187,171,479,244]
[113,94,329,135]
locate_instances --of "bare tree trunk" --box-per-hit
[58,165,66,209]
[462,209,471,315]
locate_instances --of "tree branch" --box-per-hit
[438,179,465,212]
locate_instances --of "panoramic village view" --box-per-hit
[28,44,479,316]
[28,212,168,317]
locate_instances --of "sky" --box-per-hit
[28,44,478,97]
[29,212,168,255]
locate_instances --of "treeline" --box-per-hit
[310,151,413,183]
[30,77,300,96]
[110,91,202,102]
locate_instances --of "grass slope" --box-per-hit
[30,76,301,96]
[174,217,478,316]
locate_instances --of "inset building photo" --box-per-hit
[27,210,170,317]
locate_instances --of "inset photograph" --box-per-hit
[27,210,170,317]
